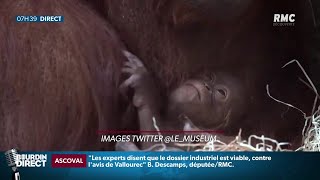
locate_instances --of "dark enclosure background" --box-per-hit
[310,0,320,89]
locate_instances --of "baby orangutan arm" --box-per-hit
[120,50,162,135]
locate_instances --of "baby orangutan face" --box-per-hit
[167,72,247,131]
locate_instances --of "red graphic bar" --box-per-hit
[96,130,224,135]
[51,154,87,168]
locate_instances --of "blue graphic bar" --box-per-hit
[15,16,64,23]
[1,151,319,179]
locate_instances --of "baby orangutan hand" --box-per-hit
[120,50,159,110]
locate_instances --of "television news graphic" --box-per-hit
[4,149,21,180]
[273,14,295,26]
[15,15,64,23]
[51,154,87,168]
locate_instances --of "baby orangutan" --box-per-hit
[117,50,247,151]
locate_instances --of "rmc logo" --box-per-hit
[273,14,295,26]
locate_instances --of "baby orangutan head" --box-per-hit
[167,72,248,132]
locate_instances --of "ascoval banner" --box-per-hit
[1,151,320,180]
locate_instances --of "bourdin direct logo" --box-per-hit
[273,14,295,26]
